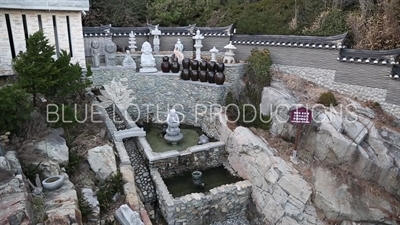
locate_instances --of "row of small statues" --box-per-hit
[90,38,185,68]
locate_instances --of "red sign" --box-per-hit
[290,107,312,124]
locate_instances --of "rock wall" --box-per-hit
[201,115,323,225]
[91,67,244,126]
[150,168,252,225]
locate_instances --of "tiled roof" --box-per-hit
[391,65,400,79]
[338,48,400,66]
[83,25,150,36]
[231,33,347,49]
[148,24,196,36]
[196,24,235,36]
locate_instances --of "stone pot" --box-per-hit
[171,58,180,73]
[190,69,199,81]
[207,71,216,83]
[182,58,191,69]
[42,175,64,191]
[215,72,225,85]
[161,56,171,73]
[181,68,190,80]
[199,61,208,71]
[192,171,202,180]
[199,70,207,82]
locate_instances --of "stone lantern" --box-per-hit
[151,25,162,54]
[209,46,219,62]
[223,41,237,64]
[193,29,204,61]
[128,31,137,53]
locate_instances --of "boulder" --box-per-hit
[0,174,33,225]
[87,144,117,181]
[81,187,100,221]
[44,173,82,225]
[313,167,399,224]
[35,128,69,166]
[226,126,321,225]
[115,204,144,225]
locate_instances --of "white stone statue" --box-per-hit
[164,108,183,144]
[122,50,136,68]
[115,204,144,225]
[139,41,157,73]
[129,31,137,52]
[174,38,184,52]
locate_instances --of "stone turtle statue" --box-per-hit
[197,134,209,145]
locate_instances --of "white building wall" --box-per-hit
[0,9,86,76]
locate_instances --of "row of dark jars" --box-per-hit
[161,56,226,85]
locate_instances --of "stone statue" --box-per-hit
[153,35,160,54]
[27,173,43,197]
[198,134,209,145]
[115,204,144,225]
[91,41,100,68]
[174,47,184,64]
[105,41,117,67]
[164,109,183,144]
[175,38,184,52]
[139,41,157,73]
[122,50,136,68]
[166,109,180,135]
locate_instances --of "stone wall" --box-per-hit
[150,168,252,225]
[91,68,233,126]
[148,143,227,178]
[273,64,400,119]
[0,9,86,76]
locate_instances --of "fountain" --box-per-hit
[164,109,183,145]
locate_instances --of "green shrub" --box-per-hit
[96,170,124,213]
[304,9,349,36]
[47,104,81,128]
[225,48,273,130]
[318,91,338,106]
[0,84,32,134]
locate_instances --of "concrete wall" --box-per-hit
[0,0,89,11]
[151,168,252,225]
[0,9,86,75]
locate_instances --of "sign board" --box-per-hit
[290,107,312,124]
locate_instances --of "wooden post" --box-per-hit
[294,123,302,150]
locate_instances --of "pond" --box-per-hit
[145,123,216,153]
[163,166,243,198]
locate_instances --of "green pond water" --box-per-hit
[145,124,203,152]
[163,166,243,198]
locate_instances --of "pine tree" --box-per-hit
[12,30,59,107]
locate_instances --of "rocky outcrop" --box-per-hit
[0,152,33,225]
[313,167,399,224]
[36,128,69,166]
[87,144,117,181]
[208,113,322,224]
[43,173,82,225]
[262,80,400,200]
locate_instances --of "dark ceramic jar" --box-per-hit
[216,63,225,73]
[199,70,207,82]
[199,61,208,71]
[190,69,199,81]
[182,58,191,69]
[161,56,171,73]
[207,71,215,83]
[215,72,225,85]
[171,57,180,73]
[191,60,199,70]
[208,61,217,72]
[181,68,190,80]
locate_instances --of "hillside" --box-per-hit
[82,0,400,50]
